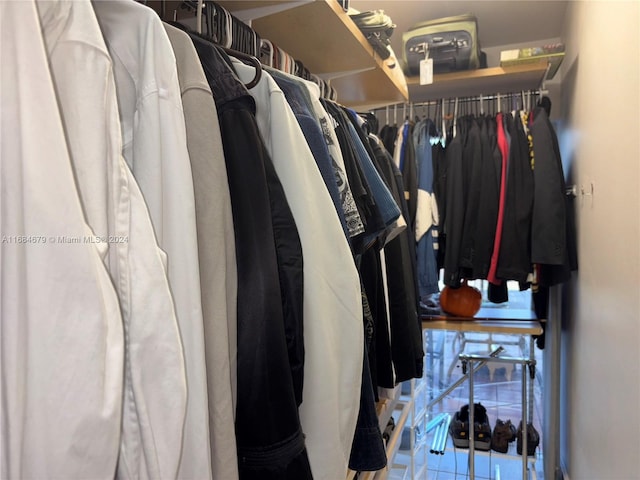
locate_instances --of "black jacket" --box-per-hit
[442,133,465,287]
[530,107,577,286]
[459,116,486,278]
[497,112,534,283]
[368,139,424,383]
[190,33,312,480]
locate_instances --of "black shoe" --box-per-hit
[516,421,540,456]
[449,407,469,448]
[382,416,395,446]
[472,403,492,451]
[449,403,492,451]
[491,418,516,453]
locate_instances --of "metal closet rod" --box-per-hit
[374,89,548,113]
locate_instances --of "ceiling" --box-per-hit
[349,0,568,57]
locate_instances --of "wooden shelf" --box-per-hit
[218,0,408,108]
[406,60,550,102]
[151,3,546,108]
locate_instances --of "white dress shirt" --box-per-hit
[1,1,123,477]
[92,2,212,478]
[37,2,188,479]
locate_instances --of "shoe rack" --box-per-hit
[421,310,544,480]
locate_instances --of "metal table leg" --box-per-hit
[522,353,528,480]
[468,358,475,480]
[459,352,537,480]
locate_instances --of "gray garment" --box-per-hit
[163,23,239,480]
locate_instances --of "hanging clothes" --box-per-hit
[163,23,240,480]
[497,112,534,284]
[272,87,387,471]
[38,3,188,479]
[344,115,402,233]
[367,139,425,382]
[413,118,440,299]
[305,84,365,239]
[268,69,349,238]
[359,247,394,390]
[487,112,510,286]
[351,113,424,381]
[458,115,484,278]
[1,1,124,477]
[347,343,387,473]
[399,121,419,229]
[411,100,575,306]
[379,123,398,156]
[266,72,386,475]
[92,2,213,478]
[351,113,425,386]
[324,100,387,254]
[460,115,500,279]
[190,37,311,480]
[530,106,578,285]
[232,58,366,480]
[4,0,435,475]
[431,138,448,270]
[329,109,396,401]
[442,127,466,287]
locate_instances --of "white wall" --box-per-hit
[558,1,640,478]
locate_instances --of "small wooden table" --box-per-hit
[422,306,543,335]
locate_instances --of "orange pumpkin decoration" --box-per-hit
[439,280,482,317]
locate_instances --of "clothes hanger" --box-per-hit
[441,98,446,143]
[220,47,263,89]
[453,97,458,138]
[189,0,262,89]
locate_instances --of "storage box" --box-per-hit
[500,43,565,79]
